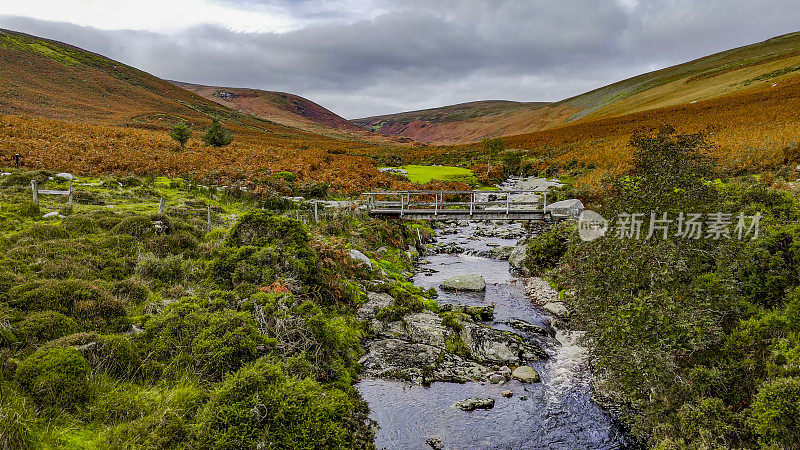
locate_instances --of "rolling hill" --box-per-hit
[355,31,800,145]
[0,28,405,193]
[172,81,400,144]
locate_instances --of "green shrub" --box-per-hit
[524,222,574,276]
[111,279,150,304]
[193,359,373,449]
[16,347,91,409]
[16,224,69,242]
[98,381,207,448]
[61,215,98,235]
[747,377,800,446]
[201,120,233,148]
[144,299,267,380]
[15,202,40,219]
[136,254,185,286]
[224,211,308,248]
[111,216,155,241]
[375,305,408,322]
[15,311,79,346]
[274,171,297,182]
[7,279,129,332]
[146,231,199,257]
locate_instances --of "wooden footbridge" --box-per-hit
[363,190,562,221]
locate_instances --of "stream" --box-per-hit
[356,217,634,449]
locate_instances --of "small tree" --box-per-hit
[202,120,233,148]
[169,121,192,148]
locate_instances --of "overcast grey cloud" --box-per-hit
[2,0,799,118]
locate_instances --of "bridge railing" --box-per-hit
[361,190,548,217]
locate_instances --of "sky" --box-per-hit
[1,0,799,118]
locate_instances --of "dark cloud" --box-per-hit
[2,0,799,118]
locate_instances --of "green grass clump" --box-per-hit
[15,347,91,409]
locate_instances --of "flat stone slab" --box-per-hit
[440,274,486,291]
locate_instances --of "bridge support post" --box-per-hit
[470,192,474,217]
[506,193,510,216]
[68,181,73,207]
[434,193,438,217]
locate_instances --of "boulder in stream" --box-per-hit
[453,397,495,411]
[505,318,555,338]
[359,311,546,383]
[440,274,486,291]
[508,240,529,274]
[512,366,541,383]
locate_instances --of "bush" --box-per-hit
[146,231,199,257]
[15,311,79,346]
[17,224,69,242]
[193,359,373,449]
[170,121,192,148]
[747,377,800,446]
[73,333,143,379]
[524,223,574,276]
[61,215,98,235]
[16,347,91,409]
[7,279,129,332]
[111,216,156,241]
[111,279,150,304]
[144,298,267,380]
[136,254,185,286]
[98,381,207,448]
[210,213,318,289]
[201,120,233,148]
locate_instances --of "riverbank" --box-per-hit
[355,207,632,448]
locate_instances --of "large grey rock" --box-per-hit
[463,325,546,365]
[453,397,495,411]
[359,338,491,383]
[543,302,569,318]
[348,249,372,270]
[505,318,555,337]
[508,240,529,274]
[361,310,546,383]
[440,274,486,291]
[512,366,541,383]
[545,199,584,219]
[55,172,76,180]
[356,292,394,322]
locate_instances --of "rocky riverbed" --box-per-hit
[355,187,634,448]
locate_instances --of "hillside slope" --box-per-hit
[0,28,407,192]
[356,31,800,144]
[173,81,400,143]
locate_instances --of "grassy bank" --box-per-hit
[0,169,436,449]
[524,127,800,448]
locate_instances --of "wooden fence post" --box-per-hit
[68,181,73,207]
[31,180,38,204]
[158,198,166,214]
[207,204,212,231]
[314,200,319,223]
